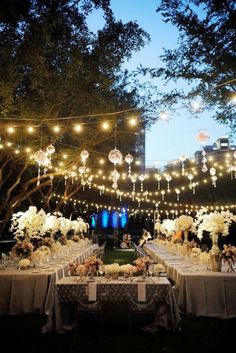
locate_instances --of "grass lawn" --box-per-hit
[103,248,137,265]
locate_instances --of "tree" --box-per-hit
[151,0,236,131]
[0,0,151,236]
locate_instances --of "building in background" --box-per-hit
[194,137,236,165]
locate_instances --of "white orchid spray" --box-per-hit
[10,206,46,241]
[195,208,236,240]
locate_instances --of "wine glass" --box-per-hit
[98,265,105,277]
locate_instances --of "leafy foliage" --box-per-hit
[151,0,236,131]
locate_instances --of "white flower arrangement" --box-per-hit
[105,263,120,274]
[195,210,236,240]
[160,219,175,237]
[119,264,137,274]
[154,264,165,274]
[174,215,194,232]
[71,217,88,234]
[19,258,30,269]
[37,245,51,258]
[10,206,47,241]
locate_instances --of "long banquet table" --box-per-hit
[54,275,181,333]
[144,241,236,319]
[0,243,98,332]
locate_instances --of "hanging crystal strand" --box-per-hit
[131,191,135,201]
[88,175,93,189]
[144,191,148,201]
[125,153,133,177]
[180,155,187,176]
[64,175,68,186]
[155,174,162,190]
[175,188,180,201]
[188,173,194,189]
[210,167,217,187]
[137,197,141,207]
[81,180,86,191]
[37,165,41,186]
[165,174,172,191]
[130,175,137,193]
[192,182,196,194]
[201,149,208,172]
[161,190,165,201]
[139,174,145,191]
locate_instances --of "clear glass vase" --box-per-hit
[209,233,222,272]
[183,230,188,242]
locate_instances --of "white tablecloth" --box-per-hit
[144,241,236,318]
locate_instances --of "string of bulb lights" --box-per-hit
[1,137,236,204]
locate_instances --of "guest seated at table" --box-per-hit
[120,233,132,249]
[139,229,152,247]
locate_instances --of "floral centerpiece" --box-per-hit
[10,206,46,241]
[221,244,236,272]
[104,263,120,278]
[11,240,34,259]
[174,215,195,242]
[160,219,175,239]
[83,256,103,273]
[71,235,80,243]
[18,258,31,269]
[153,263,165,275]
[119,264,137,277]
[67,262,87,276]
[133,256,152,271]
[195,209,236,246]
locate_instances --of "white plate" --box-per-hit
[32,270,42,273]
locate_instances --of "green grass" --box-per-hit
[103,248,137,265]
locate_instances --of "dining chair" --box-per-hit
[74,297,104,346]
[126,292,156,332]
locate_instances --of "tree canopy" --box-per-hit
[0,0,152,235]
[150,0,236,131]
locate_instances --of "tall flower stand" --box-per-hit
[183,230,189,243]
[209,233,222,272]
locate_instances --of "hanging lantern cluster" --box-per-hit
[229,151,236,180]
[180,155,188,175]
[175,188,180,201]
[108,148,123,190]
[210,167,217,187]
[139,174,145,191]
[79,150,89,189]
[155,173,162,190]
[111,169,120,190]
[196,130,210,144]
[34,144,55,186]
[165,174,172,191]
[108,148,123,165]
[81,149,89,165]
[125,153,134,177]
[161,190,165,201]
[187,173,194,189]
[201,149,208,173]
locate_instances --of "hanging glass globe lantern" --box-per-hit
[111,169,120,180]
[34,150,50,166]
[80,150,89,163]
[125,153,133,164]
[34,150,51,186]
[125,153,133,177]
[78,166,86,174]
[108,148,123,165]
[46,144,55,155]
[196,130,210,144]
[210,167,216,176]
